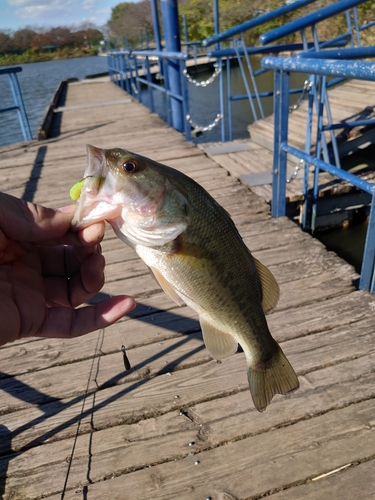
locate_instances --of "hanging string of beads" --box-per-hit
[186,113,222,133]
[183,63,221,87]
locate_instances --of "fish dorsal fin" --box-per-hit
[252,256,280,313]
[200,317,238,360]
[149,267,186,307]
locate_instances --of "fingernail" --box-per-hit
[58,205,75,213]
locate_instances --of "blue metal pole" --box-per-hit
[359,190,375,292]
[150,0,162,52]
[302,78,314,230]
[183,14,189,47]
[160,0,184,132]
[213,0,219,50]
[180,59,191,141]
[8,72,32,141]
[272,69,290,218]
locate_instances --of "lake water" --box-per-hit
[0,56,108,147]
[0,55,303,147]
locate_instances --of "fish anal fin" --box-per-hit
[200,318,238,360]
[149,267,185,306]
[252,255,280,313]
[247,344,299,412]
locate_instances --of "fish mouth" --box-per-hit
[83,144,106,182]
[71,144,121,229]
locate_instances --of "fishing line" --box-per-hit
[60,328,104,499]
[102,248,132,372]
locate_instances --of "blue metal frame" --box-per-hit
[0,67,32,142]
[202,0,318,47]
[107,0,373,143]
[262,55,375,292]
[204,0,370,141]
[259,0,368,46]
[107,50,191,140]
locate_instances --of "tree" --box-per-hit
[178,0,285,44]
[107,0,152,45]
[12,28,37,51]
[0,31,13,53]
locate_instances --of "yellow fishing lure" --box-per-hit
[70,179,85,201]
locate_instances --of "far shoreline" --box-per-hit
[0,48,103,67]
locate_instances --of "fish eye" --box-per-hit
[122,160,138,173]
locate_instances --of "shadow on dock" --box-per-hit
[21,145,47,202]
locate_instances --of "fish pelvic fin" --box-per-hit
[200,318,238,360]
[247,344,299,412]
[252,256,280,313]
[149,266,186,306]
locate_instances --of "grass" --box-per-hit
[0,47,99,66]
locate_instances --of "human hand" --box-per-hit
[0,192,135,347]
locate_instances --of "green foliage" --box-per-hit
[0,47,98,66]
[107,0,152,45]
[179,0,215,40]
[110,2,134,22]
[0,22,103,64]
[179,0,296,44]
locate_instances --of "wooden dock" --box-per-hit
[201,78,375,226]
[1,78,375,500]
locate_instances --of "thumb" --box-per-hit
[0,192,73,243]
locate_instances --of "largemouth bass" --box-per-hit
[71,145,299,411]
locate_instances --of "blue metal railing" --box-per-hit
[205,0,371,142]
[0,67,32,142]
[108,50,191,139]
[259,0,370,46]
[262,55,375,293]
[108,0,373,142]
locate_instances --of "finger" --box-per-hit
[37,296,136,338]
[0,193,73,243]
[44,252,105,307]
[39,244,101,277]
[78,222,106,246]
[0,193,105,247]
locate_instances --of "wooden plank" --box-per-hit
[2,363,375,499]
[41,399,375,500]
[267,460,375,499]
[1,282,369,382]
[200,140,261,156]
[2,309,374,453]
[1,77,375,500]
[54,98,132,112]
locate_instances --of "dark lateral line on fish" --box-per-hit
[121,345,131,370]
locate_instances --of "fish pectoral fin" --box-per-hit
[252,255,280,313]
[200,318,238,360]
[149,267,186,307]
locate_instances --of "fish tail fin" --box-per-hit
[247,345,299,412]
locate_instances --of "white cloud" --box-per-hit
[15,5,71,19]
[7,0,51,6]
[82,0,96,10]
[7,0,76,20]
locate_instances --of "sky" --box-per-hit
[0,0,138,32]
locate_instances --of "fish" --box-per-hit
[71,144,299,411]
